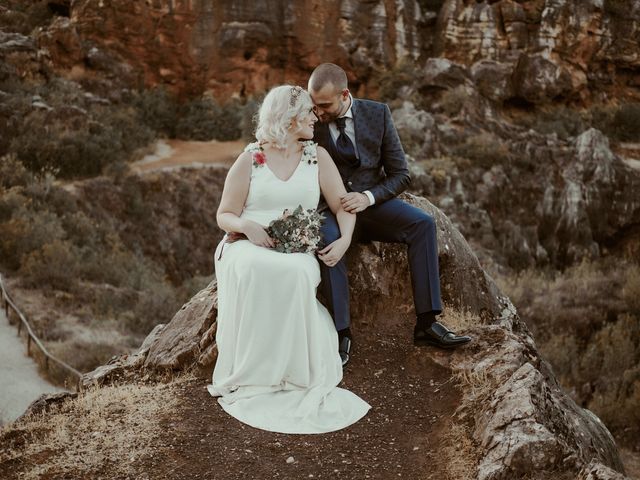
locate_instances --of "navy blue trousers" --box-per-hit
[319,198,443,331]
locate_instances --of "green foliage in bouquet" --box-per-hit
[266,205,324,254]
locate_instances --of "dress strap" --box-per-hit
[300,141,318,166]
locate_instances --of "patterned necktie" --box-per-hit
[334,117,359,167]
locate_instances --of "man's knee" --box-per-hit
[415,212,436,232]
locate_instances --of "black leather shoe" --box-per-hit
[339,334,351,367]
[414,321,471,349]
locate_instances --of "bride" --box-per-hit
[207,85,370,434]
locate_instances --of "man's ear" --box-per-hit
[341,89,350,100]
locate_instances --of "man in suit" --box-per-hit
[308,63,471,366]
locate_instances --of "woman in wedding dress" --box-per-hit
[207,85,370,434]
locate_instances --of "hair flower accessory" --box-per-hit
[289,86,303,107]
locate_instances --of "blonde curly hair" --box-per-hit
[255,85,314,149]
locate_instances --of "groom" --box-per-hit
[308,63,471,366]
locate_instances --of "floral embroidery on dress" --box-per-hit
[244,142,267,168]
[252,150,267,167]
[301,140,318,165]
[244,141,317,167]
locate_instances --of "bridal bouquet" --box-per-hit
[225,205,324,254]
[267,205,324,253]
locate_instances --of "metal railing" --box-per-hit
[0,273,83,392]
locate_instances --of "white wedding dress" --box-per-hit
[207,141,370,434]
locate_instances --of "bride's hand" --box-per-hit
[317,237,350,267]
[240,219,275,248]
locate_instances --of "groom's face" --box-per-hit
[308,84,349,124]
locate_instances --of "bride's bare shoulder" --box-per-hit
[226,150,253,178]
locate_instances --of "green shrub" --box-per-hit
[52,339,124,377]
[0,153,33,189]
[175,96,243,141]
[604,0,628,16]
[534,106,586,139]
[10,107,154,179]
[440,86,467,117]
[453,132,511,169]
[133,87,179,138]
[375,57,419,103]
[0,208,66,269]
[20,240,80,291]
[609,103,640,142]
[623,264,640,313]
[0,188,28,224]
[581,314,640,433]
[240,96,262,141]
[130,282,179,335]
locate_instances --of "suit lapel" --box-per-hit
[350,98,360,155]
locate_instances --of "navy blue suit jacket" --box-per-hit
[313,98,411,205]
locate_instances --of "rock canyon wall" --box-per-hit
[10,0,635,102]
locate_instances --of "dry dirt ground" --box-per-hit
[131,139,243,173]
[0,323,466,480]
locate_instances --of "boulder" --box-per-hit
[143,282,218,370]
[391,101,436,159]
[82,192,628,478]
[470,60,514,102]
[542,129,640,264]
[513,53,575,104]
[578,461,630,480]
[419,57,471,91]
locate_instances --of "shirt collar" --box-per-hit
[339,94,354,120]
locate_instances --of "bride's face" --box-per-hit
[290,107,318,140]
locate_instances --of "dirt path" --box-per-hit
[0,310,67,426]
[131,139,244,173]
[0,324,463,479]
[136,328,462,480]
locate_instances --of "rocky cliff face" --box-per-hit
[81,193,629,479]
[436,0,640,104]
[3,0,636,102]
[396,55,640,268]
[33,0,423,98]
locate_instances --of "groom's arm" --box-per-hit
[366,104,411,204]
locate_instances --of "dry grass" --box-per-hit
[439,306,479,333]
[441,422,479,480]
[0,376,188,479]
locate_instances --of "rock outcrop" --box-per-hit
[34,0,424,98]
[82,193,629,479]
[3,1,637,101]
[437,0,640,103]
[402,82,640,268]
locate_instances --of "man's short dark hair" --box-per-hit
[309,63,348,92]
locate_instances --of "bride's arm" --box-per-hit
[216,152,275,248]
[317,146,356,267]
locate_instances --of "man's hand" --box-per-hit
[341,192,370,213]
